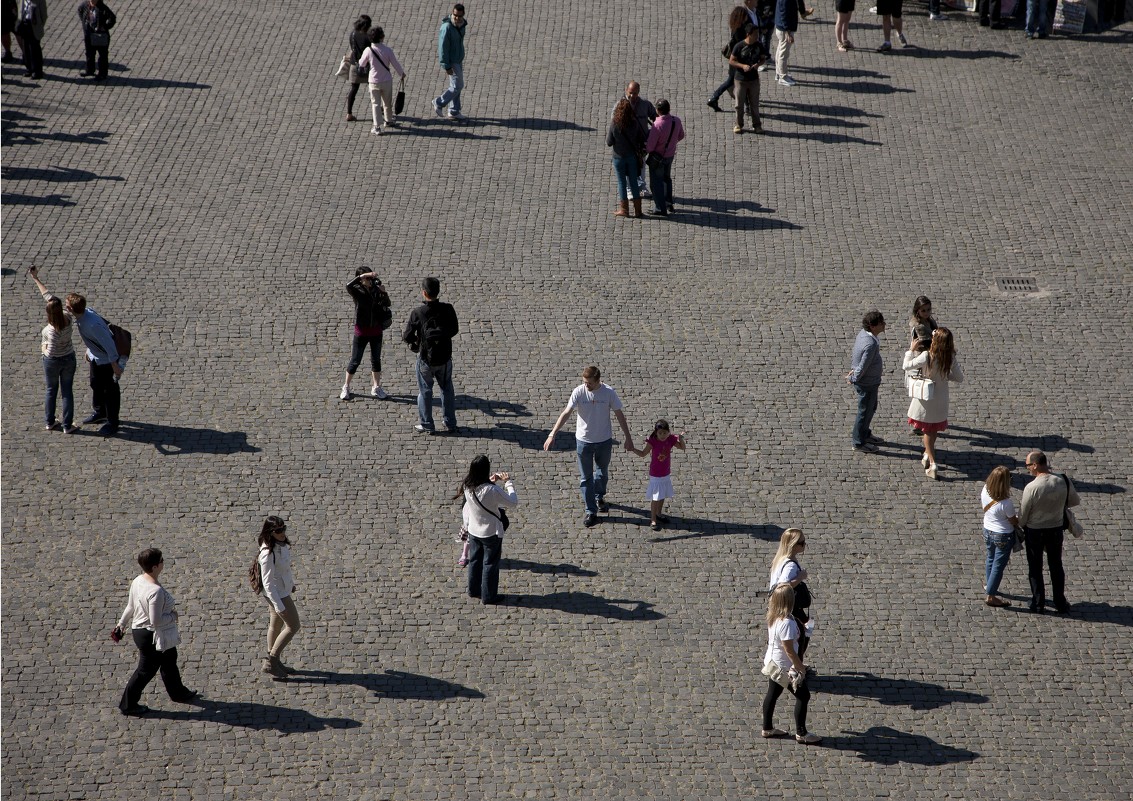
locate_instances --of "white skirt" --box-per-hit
[646,476,674,501]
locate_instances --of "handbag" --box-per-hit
[645,119,677,169]
[761,661,790,688]
[90,30,110,48]
[1061,474,1084,537]
[336,55,350,78]
[1012,526,1025,552]
[395,77,406,115]
[909,375,935,401]
[471,485,510,532]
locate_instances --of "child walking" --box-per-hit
[631,420,686,530]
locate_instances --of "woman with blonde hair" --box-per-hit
[980,466,1019,608]
[903,327,964,479]
[768,528,811,657]
[761,584,821,744]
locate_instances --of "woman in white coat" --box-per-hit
[456,455,518,604]
[258,515,300,678]
[903,327,963,479]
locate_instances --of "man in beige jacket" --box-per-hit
[1019,450,1080,614]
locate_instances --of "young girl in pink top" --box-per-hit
[631,420,686,530]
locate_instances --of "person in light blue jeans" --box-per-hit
[606,98,646,218]
[29,267,79,433]
[980,466,1018,608]
[433,4,467,118]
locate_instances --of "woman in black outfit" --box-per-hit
[345,15,371,121]
[707,8,752,112]
[340,267,391,400]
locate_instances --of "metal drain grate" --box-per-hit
[996,277,1039,292]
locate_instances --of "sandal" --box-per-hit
[796,733,823,745]
[837,42,849,52]
[761,728,789,738]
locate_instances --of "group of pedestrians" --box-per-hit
[605,82,686,218]
[3,0,117,81]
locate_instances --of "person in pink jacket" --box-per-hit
[644,99,686,217]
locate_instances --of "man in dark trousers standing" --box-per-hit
[77,0,115,80]
[403,276,459,434]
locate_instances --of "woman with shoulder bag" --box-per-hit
[980,466,1019,608]
[344,15,371,121]
[761,584,821,744]
[768,528,812,657]
[902,327,964,480]
[258,516,301,678]
[340,267,391,400]
[456,455,518,605]
[113,548,198,715]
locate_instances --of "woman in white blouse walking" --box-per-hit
[456,455,518,604]
[113,548,197,715]
[258,516,301,678]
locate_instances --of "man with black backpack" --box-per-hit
[402,276,460,434]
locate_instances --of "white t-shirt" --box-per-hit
[567,383,624,443]
[768,559,801,591]
[764,617,800,672]
[980,487,1017,534]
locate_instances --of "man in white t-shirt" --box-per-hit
[543,366,635,528]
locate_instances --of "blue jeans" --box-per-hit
[44,353,77,427]
[984,528,1014,596]
[576,438,613,515]
[416,358,456,430]
[467,534,502,602]
[1025,0,1047,33]
[648,156,674,212]
[851,383,879,446]
[612,155,641,201]
[436,63,464,113]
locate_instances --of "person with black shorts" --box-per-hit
[875,0,909,51]
[834,0,855,51]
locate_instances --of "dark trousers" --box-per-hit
[119,628,190,711]
[709,70,735,103]
[83,33,108,77]
[978,0,1002,22]
[467,535,502,603]
[1024,526,1066,609]
[20,29,41,75]
[347,81,362,114]
[648,156,674,213]
[346,333,382,374]
[762,676,810,734]
[89,360,120,425]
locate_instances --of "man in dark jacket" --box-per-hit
[402,276,459,434]
[77,0,115,80]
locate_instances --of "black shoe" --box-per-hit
[171,690,200,703]
[79,70,94,76]
[83,412,108,425]
[990,21,1005,28]
[584,513,599,528]
[649,208,668,216]
[93,74,107,81]
[597,497,610,513]
[1,54,14,63]
[482,595,504,605]
[444,425,460,435]
[979,18,990,25]
[1028,605,1046,614]
[121,704,150,717]
[1054,602,1071,614]
[99,423,119,437]
[706,99,721,112]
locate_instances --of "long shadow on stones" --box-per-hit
[2,109,113,147]
[461,116,596,132]
[501,558,597,577]
[1,192,76,206]
[945,426,1095,456]
[1056,602,1133,627]
[901,47,1021,61]
[762,101,885,119]
[824,725,980,765]
[819,670,988,711]
[380,117,501,141]
[761,128,883,146]
[664,198,801,232]
[503,592,664,620]
[791,79,914,95]
[791,66,891,79]
[641,512,784,544]
[144,699,361,734]
[285,669,485,700]
[2,165,126,183]
[5,60,211,89]
[107,421,260,455]
[762,112,872,128]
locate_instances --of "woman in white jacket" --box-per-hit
[456,455,518,604]
[258,516,300,678]
[113,548,197,715]
[903,327,964,480]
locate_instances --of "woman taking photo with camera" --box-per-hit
[456,455,518,605]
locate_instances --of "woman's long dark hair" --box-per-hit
[258,515,289,551]
[612,98,634,132]
[453,455,492,500]
[46,297,68,332]
[927,327,955,378]
[728,6,748,31]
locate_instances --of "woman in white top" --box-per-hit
[768,528,811,658]
[113,548,197,715]
[456,455,518,604]
[761,584,821,744]
[980,466,1019,608]
[903,327,964,480]
[258,516,300,678]
[29,266,77,432]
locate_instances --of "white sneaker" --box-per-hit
[432,98,444,117]
[448,110,464,119]
[372,386,388,399]
[777,75,796,87]
[869,5,878,12]
[370,126,381,135]
[340,386,351,401]
[898,32,909,46]
[758,63,773,72]
[929,13,945,20]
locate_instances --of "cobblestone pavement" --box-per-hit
[2,1,1131,798]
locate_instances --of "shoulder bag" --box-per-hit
[1061,474,1084,538]
[984,498,1024,552]
[470,484,510,531]
[646,121,677,169]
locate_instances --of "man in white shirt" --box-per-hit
[544,366,635,528]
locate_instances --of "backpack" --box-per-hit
[375,286,393,331]
[420,314,448,365]
[108,322,132,358]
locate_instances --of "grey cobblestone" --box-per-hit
[2,1,1131,798]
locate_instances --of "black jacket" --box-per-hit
[346,276,390,331]
[402,300,459,366]
[78,0,116,34]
